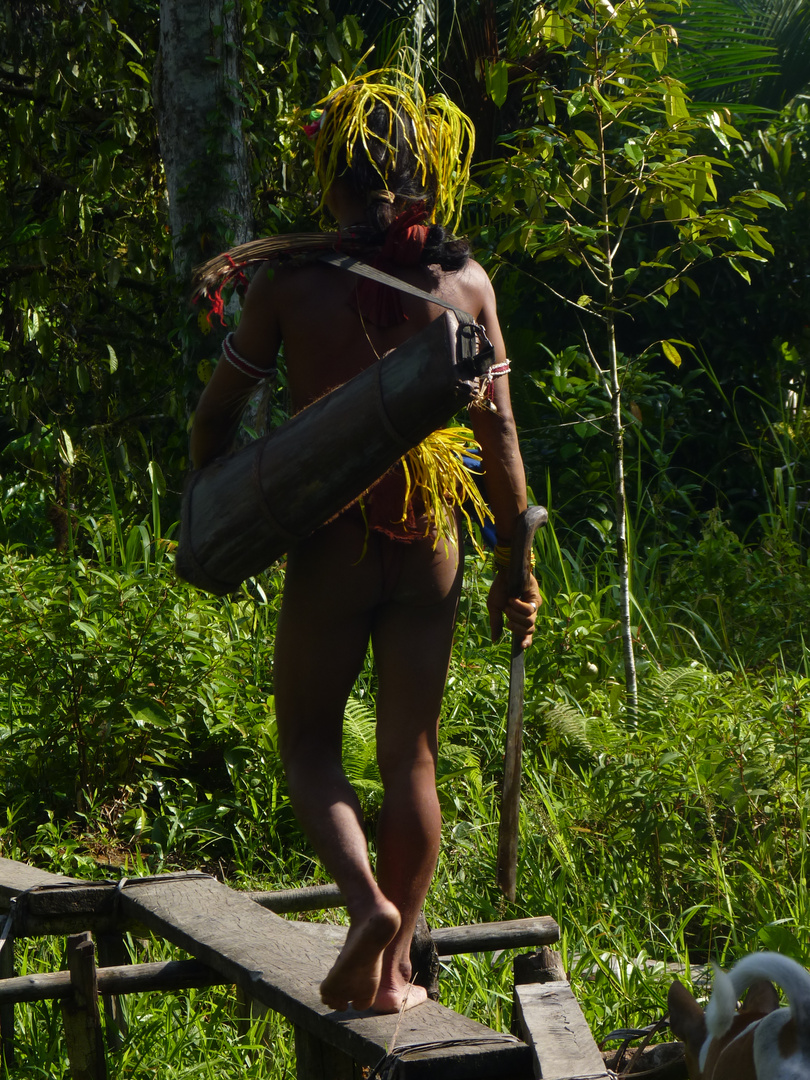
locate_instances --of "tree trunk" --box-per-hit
[154,0,253,393]
[608,326,639,723]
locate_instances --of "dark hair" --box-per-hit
[337,101,471,271]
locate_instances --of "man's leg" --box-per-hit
[274,516,400,1011]
[369,529,464,1012]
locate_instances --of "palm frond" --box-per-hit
[669,0,810,113]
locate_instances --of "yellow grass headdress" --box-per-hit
[313,70,475,230]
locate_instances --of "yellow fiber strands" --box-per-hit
[313,70,475,229]
[401,427,492,556]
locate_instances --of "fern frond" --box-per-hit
[342,700,381,790]
[542,701,593,753]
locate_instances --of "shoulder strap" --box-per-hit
[318,250,473,321]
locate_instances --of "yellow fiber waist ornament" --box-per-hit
[399,426,493,556]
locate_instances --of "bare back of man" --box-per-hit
[255,258,490,1012]
[192,245,535,1013]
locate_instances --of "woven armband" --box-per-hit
[222,333,275,380]
[493,543,512,570]
[489,359,511,379]
[493,539,535,573]
[471,358,512,412]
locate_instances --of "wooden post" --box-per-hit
[513,945,567,987]
[293,1024,359,1080]
[409,912,440,1000]
[60,933,107,1080]
[0,913,15,1067]
[234,984,270,1044]
[96,932,129,1050]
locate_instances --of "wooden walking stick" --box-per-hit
[496,505,548,902]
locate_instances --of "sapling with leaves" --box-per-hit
[481,0,783,718]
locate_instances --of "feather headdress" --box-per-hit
[313,69,475,229]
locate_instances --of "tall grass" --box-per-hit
[1,453,809,1074]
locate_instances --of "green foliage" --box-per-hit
[0,508,294,871]
[664,511,810,666]
[0,0,180,527]
[3,0,810,1066]
[0,0,369,543]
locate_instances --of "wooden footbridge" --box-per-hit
[0,857,612,1080]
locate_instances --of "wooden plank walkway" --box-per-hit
[0,858,78,908]
[514,982,611,1080]
[117,873,532,1079]
[0,858,621,1080]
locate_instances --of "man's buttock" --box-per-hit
[285,506,462,612]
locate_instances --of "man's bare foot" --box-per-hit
[372,981,428,1014]
[319,901,401,1011]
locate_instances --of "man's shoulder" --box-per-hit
[244,257,341,315]
[453,258,495,306]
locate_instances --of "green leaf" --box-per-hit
[661,340,682,368]
[728,217,753,249]
[116,29,144,56]
[664,86,689,127]
[487,60,509,108]
[59,431,75,466]
[728,257,751,283]
[692,166,707,205]
[148,460,166,497]
[571,161,592,203]
[126,61,150,86]
[537,9,573,46]
[738,189,785,211]
[128,697,172,729]
[325,31,341,62]
[107,345,118,374]
[573,129,598,152]
[650,31,668,73]
[567,90,589,118]
[538,88,556,124]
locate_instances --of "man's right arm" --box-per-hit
[190,264,281,469]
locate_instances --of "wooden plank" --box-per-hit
[13,883,125,937]
[432,917,559,956]
[513,982,610,1080]
[0,914,14,1067]
[0,958,225,1004]
[60,933,107,1080]
[0,857,79,911]
[284,916,560,961]
[252,883,343,914]
[514,947,567,986]
[119,875,531,1080]
[96,933,129,1050]
[294,1023,360,1080]
[1,859,557,959]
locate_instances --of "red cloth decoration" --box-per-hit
[381,206,430,265]
[203,254,248,329]
[354,206,430,327]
